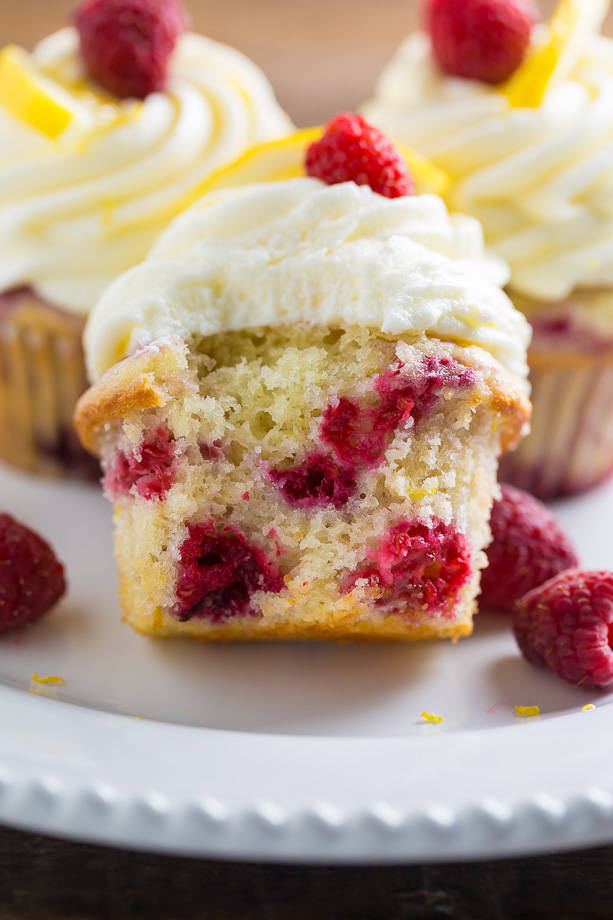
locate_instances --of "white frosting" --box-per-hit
[363,31,613,301]
[84,178,530,386]
[0,28,292,313]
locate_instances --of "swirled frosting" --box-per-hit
[0,28,292,313]
[84,177,530,386]
[363,31,613,301]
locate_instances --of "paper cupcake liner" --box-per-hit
[0,289,100,480]
[500,355,613,500]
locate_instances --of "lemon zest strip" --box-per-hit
[421,711,443,724]
[31,674,65,685]
[0,45,74,140]
[514,705,540,717]
[502,0,612,108]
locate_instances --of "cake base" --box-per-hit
[76,325,529,642]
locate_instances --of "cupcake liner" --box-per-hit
[500,354,613,500]
[0,289,99,480]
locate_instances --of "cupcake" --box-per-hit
[74,117,530,641]
[363,0,613,498]
[0,0,292,479]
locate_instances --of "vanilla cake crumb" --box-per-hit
[77,323,528,641]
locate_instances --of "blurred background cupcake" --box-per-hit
[0,0,291,479]
[364,0,613,499]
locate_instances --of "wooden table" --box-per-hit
[1,824,613,919]
[3,1,613,916]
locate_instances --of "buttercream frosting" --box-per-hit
[0,27,292,313]
[363,31,613,301]
[84,177,530,385]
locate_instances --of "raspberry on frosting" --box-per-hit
[74,0,187,99]
[306,113,415,199]
[480,484,578,613]
[0,514,66,633]
[514,571,613,689]
[426,0,536,84]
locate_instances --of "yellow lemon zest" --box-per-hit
[421,711,443,724]
[31,673,65,685]
[582,704,596,711]
[0,45,76,139]
[514,704,540,717]
[408,486,439,500]
[503,0,611,108]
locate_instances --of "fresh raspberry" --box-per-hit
[343,520,471,615]
[74,0,187,99]
[480,485,578,613]
[305,113,415,199]
[0,515,66,633]
[513,571,613,689]
[174,521,284,622]
[426,0,536,84]
[104,427,177,500]
[269,452,357,509]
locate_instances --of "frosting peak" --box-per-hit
[363,30,613,301]
[84,178,530,384]
[0,28,292,313]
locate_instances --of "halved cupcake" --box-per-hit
[75,118,531,641]
[363,0,613,498]
[0,0,292,479]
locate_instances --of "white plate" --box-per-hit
[0,465,613,863]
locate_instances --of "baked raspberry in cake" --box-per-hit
[363,0,613,498]
[0,0,291,479]
[75,169,530,641]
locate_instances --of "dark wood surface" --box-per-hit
[3,1,613,916]
[0,824,612,920]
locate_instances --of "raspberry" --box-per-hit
[513,571,613,689]
[174,521,284,622]
[343,520,471,615]
[426,0,536,84]
[269,452,357,509]
[321,395,398,469]
[480,485,578,613]
[0,514,66,633]
[321,356,475,468]
[104,426,176,500]
[199,441,224,462]
[305,113,415,199]
[74,0,187,99]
